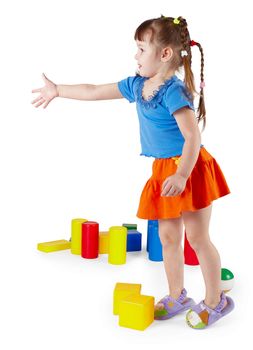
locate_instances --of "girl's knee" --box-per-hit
[186,231,210,251]
[158,218,183,247]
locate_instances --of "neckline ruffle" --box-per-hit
[136,75,178,109]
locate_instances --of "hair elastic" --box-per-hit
[181,50,188,57]
[173,18,180,24]
[190,40,198,46]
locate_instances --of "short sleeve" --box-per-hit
[165,82,195,115]
[118,75,141,103]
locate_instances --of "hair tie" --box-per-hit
[181,50,188,57]
[200,81,206,89]
[190,40,198,46]
[173,18,180,24]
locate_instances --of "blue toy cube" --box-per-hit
[127,230,142,252]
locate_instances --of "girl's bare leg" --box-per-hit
[157,216,184,301]
[182,204,227,309]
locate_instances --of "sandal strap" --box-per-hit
[214,292,226,313]
[177,288,187,303]
[158,288,188,314]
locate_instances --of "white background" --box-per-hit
[0,0,252,348]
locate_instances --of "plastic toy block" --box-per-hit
[127,230,142,252]
[119,294,154,331]
[184,231,199,265]
[71,218,88,255]
[147,220,163,261]
[113,283,142,315]
[99,231,109,254]
[108,226,127,265]
[81,221,99,259]
[37,240,71,253]
[147,220,158,252]
[122,223,137,231]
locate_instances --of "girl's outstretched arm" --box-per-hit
[57,82,123,101]
[31,73,123,109]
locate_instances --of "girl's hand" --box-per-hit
[161,173,187,197]
[31,73,58,109]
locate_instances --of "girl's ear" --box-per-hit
[161,47,173,62]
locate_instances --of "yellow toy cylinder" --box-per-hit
[99,231,109,254]
[71,218,88,255]
[108,226,127,265]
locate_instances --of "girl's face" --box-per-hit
[134,34,162,78]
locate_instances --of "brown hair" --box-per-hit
[134,15,206,131]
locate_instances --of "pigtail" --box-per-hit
[194,41,206,131]
[178,17,206,131]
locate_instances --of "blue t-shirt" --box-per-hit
[118,74,203,158]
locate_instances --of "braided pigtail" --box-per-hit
[190,40,206,131]
[177,17,197,97]
[177,17,206,131]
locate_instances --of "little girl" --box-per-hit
[32,15,234,329]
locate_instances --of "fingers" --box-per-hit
[162,186,174,196]
[34,98,45,108]
[161,180,181,196]
[167,187,179,196]
[162,187,179,197]
[32,73,48,93]
[31,96,42,104]
[161,183,172,196]
[161,177,170,191]
[32,88,41,93]
[43,100,50,109]
[42,72,52,84]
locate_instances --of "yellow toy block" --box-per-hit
[113,282,141,315]
[119,294,154,331]
[99,231,109,254]
[108,226,127,265]
[37,240,71,253]
[71,218,88,255]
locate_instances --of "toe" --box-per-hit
[155,302,164,311]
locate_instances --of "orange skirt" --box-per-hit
[136,147,231,219]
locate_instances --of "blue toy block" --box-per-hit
[147,220,158,252]
[127,230,142,252]
[147,220,163,261]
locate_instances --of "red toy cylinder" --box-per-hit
[184,231,199,265]
[81,221,99,259]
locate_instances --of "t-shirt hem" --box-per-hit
[170,102,195,115]
[140,144,204,158]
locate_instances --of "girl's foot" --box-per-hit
[204,297,228,311]
[155,288,196,320]
[186,292,234,329]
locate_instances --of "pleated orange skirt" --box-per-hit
[136,147,230,219]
